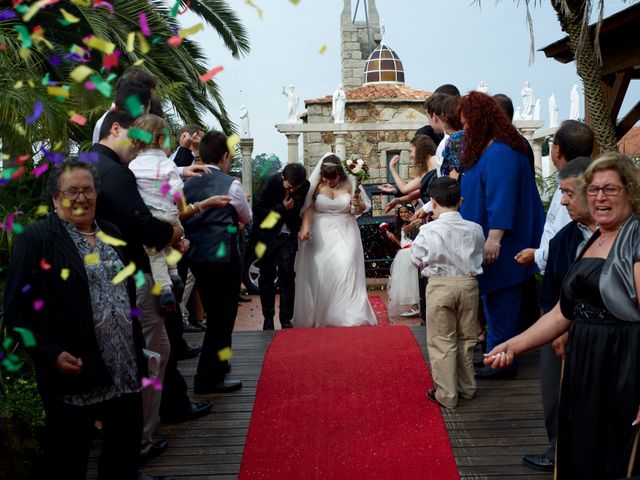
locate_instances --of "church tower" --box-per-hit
[340,0,381,88]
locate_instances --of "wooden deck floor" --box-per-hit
[91,327,553,479]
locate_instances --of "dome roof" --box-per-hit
[363,43,405,85]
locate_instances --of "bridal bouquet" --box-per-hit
[342,155,368,214]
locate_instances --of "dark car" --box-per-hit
[242,183,398,293]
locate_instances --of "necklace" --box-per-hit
[596,229,619,247]
[77,228,96,236]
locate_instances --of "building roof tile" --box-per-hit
[305,84,431,105]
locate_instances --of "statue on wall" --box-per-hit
[239,105,251,138]
[533,99,542,121]
[332,84,346,124]
[549,93,559,127]
[282,85,299,123]
[521,81,534,120]
[514,106,523,121]
[569,84,580,120]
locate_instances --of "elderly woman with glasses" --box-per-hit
[484,152,640,479]
[3,158,147,480]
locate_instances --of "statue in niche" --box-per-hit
[332,84,346,124]
[549,93,559,127]
[239,105,251,138]
[533,99,542,121]
[521,81,534,120]
[514,106,523,121]
[569,84,580,120]
[282,85,299,123]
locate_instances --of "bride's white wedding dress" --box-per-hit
[293,192,378,328]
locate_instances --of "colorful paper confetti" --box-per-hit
[217,347,233,362]
[199,66,224,82]
[111,261,136,285]
[96,231,127,246]
[260,211,281,229]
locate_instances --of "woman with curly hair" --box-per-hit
[457,92,545,378]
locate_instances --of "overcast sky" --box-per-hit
[182,1,636,160]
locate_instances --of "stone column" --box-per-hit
[285,133,300,164]
[334,132,347,160]
[532,139,543,179]
[239,138,254,206]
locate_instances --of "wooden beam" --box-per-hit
[616,99,640,139]
[605,70,632,120]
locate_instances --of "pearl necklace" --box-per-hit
[77,228,96,236]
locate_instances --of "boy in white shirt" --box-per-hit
[411,177,485,409]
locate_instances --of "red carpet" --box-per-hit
[239,326,459,479]
[368,294,391,326]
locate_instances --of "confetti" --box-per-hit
[166,249,182,266]
[260,210,281,229]
[35,205,49,215]
[40,258,52,270]
[131,308,142,317]
[33,299,44,311]
[245,0,263,19]
[60,268,70,280]
[69,112,87,126]
[103,51,120,70]
[226,133,240,154]
[47,86,69,99]
[128,128,153,143]
[217,347,233,361]
[21,284,31,293]
[33,163,48,177]
[87,36,115,55]
[70,65,94,83]
[124,94,144,117]
[112,261,136,285]
[136,32,150,54]
[79,152,99,163]
[179,23,204,38]
[26,101,43,125]
[167,36,182,47]
[159,181,171,196]
[139,12,151,36]
[142,377,163,390]
[227,225,238,234]
[59,8,80,24]
[151,282,162,295]
[289,0,300,4]
[135,270,145,288]
[96,231,127,246]
[13,327,36,347]
[255,241,267,259]
[170,0,180,17]
[13,26,32,49]
[319,44,328,54]
[93,1,115,15]
[179,2,191,14]
[215,242,226,258]
[84,252,100,265]
[199,66,224,82]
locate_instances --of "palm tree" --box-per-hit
[474,0,625,152]
[0,0,249,156]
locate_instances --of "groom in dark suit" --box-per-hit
[250,163,309,330]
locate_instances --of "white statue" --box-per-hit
[332,84,346,124]
[514,106,522,121]
[569,84,580,120]
[282,85,299,123]
[549,93,559,127]
[239,105,251,138]
[521,81,534,120]
[477,81,489,93]
[533,99,542,121]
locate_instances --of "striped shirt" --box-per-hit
[411,211,485,277]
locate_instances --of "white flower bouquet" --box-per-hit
[342,155,369,214]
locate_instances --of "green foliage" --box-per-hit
[230,153,283,195]
[535,169,557,213]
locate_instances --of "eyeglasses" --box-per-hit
[59,187,97,199]
[585,184,624,197]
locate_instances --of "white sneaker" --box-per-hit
[400,308,420,317]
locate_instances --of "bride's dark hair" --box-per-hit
[319,154,346,183]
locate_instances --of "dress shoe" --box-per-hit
[426,389,447,409]
[138,473,175,480]
[162,400,213,424]
[140,439,169,464]
[183,322,203,333]
[178,343,202,360]
[238,295,251,302]
[280,319,293,329]
[474,365,517,379]
[522,453,554,472]
[194,379,243,395]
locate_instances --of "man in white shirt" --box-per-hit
[515,120,594,273]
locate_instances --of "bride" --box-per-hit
[293,153,378,328]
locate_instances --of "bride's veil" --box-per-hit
[300,152,372,216]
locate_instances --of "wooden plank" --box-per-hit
[88,327,553,479]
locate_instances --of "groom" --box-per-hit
[250,163,309,330]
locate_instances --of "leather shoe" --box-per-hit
[138,473,175,480]
[194,379,243,395]
[162,400,213,424]
[178,343,201,360]
[280,319,293,329]
[522,453,554,472]
[238,295,251,303]
[140,439,169,464]
[426,389,447,408]
[474,365,517,379]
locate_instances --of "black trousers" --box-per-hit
[418,273,427,324]
[43,392,142,480]
[159,307,192,420]
[257,235,297,326]
[190,260,241,387]
[540,343,562,460]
